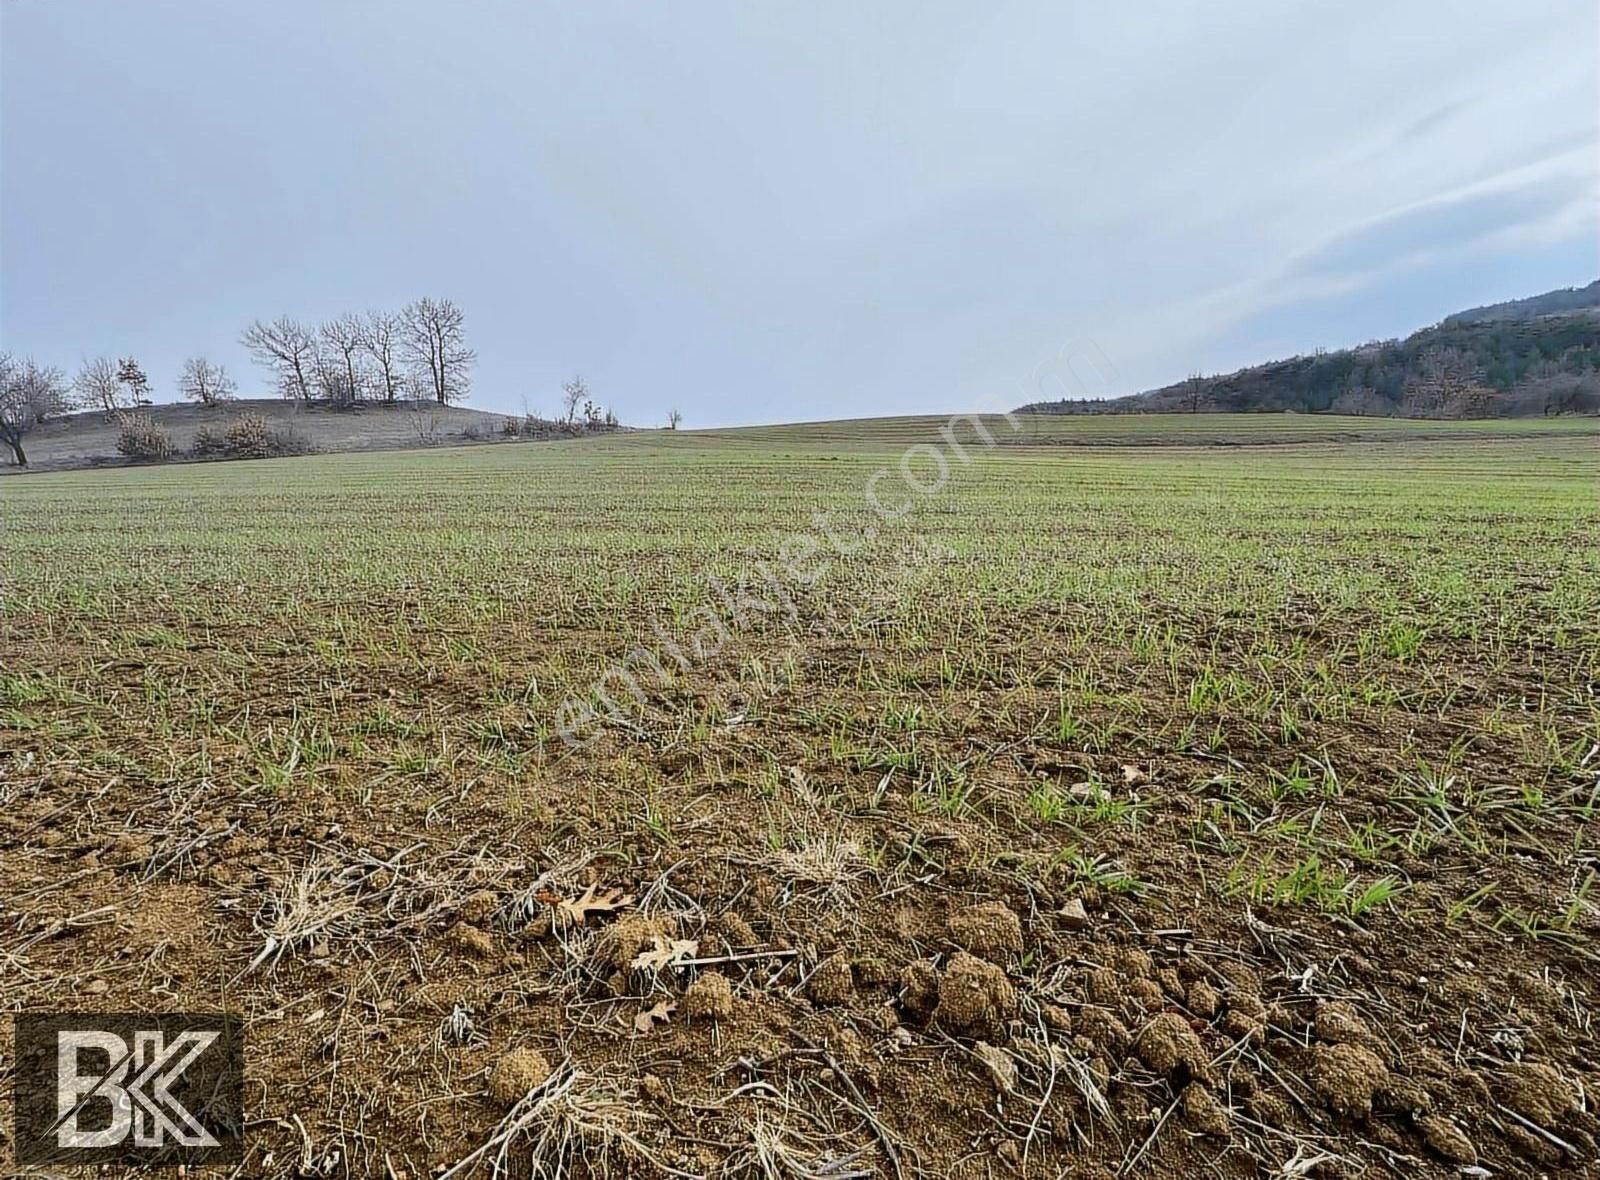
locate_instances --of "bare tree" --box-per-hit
[117,357,153,406]
[0,354,70,466]
[361,310,405,403]
[666,408,682,430]
[561,375,587,424]
[400,297,474,404]
[76,356,127,417]
[1186,372,1204,414]
[179,356,238,406]
[320,313,369,406]
[242,316,319,401]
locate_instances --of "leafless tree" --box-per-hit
[361,310,405,403]
[1186,373,1204,414]
[666,408,682,430]
[561,375,587,424]
[0,354,70,466]
[117,357,152,406]
[320,313,370,406]
[179,356,238,406]
[76,356,127,417]
[400,297,474,404]
[241,316,319,400]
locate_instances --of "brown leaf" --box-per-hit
[630,935,700,972]
[555,884,634,927]
[633,1000,676,1034]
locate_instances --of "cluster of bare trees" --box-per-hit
[0,354,72,466]
[241,297,473,406]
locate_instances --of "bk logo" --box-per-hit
[13,1014,243,1165]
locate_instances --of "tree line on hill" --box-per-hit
[3,297,489,466]
[1021,288,1600,419]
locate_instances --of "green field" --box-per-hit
[2,413,1598,1178]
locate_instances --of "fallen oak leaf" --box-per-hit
[631,935,700,972]
[555,884,634,927]
[633,1000,676,1034]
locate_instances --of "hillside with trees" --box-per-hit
[2,295,637,471]
[1021,282,1600,418]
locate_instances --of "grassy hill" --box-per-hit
[1022,280,1600,419]
[7,398,527,472]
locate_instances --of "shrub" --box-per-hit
[115,413,173,461]
[224,411,271,458]
[192,425,227,457]
[501,417,522,438]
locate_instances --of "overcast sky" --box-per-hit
[3,1,1596,425]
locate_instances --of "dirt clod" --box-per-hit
[1311,1042,1389,1118]
[807,954,855,1006]
[683,970,735,1021]
[1186,979,1219,1019]
[488,1047,552,1105]
[1313,1000,1375,1048]
[934,952,1017,1038]
[900,960,940,1020]
[947,901,1023,960]
[1134,1013,1213,1085]
[447,923,496,959]
[1417,1114,1476,1165]
[593,913,672,973]
[1496,1061,1576,1127]
[1182,1082,1229,1137]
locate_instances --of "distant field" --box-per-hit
[2,415,1597,1178]
[701,410,1600,449]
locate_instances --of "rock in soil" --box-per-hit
[1057,897,1089,930]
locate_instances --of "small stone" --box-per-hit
[1057,898,1089,930]
[973,1042,1018,1094]
[683,971,735,1021]
[488,1047,552,1105]
[82,978,109,995]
